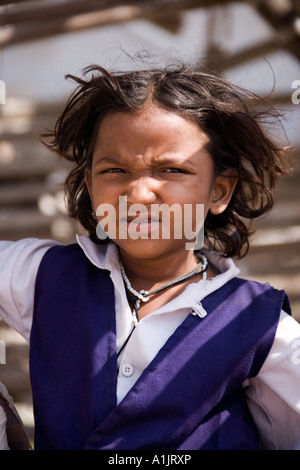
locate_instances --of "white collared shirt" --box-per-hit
[0,236,300,450]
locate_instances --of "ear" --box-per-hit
[209,170,237,215]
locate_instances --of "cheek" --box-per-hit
[89,179,115,207]
[90,186,123,233]
[180,185,214,231]
[180,184,214,209]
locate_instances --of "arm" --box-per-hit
[0,238,59,341]
[245,310,300,450]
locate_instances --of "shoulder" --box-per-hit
[37,241,94,274]
[209,276,291,313]
[0,237,59,262]
[0,239,60,339]
[0,238,61,282]
[35,240,113,291]
[203,277,291,356]
[240,278,291,315]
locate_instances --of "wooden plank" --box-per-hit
[0,0,236,27]
[204,31,299,72]
[0,139,67,181]
[0,181,59,206]
[0,0,29,6]
[0,0,129,26]
[0,0,233,47]
[0,207,78,240]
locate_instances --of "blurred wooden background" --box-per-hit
[0,0,299,444]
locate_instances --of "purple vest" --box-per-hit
[30,243,290,450]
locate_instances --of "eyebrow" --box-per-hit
[93,155,197,168]
[93,156,119,165]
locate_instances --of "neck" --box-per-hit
[118,248,201,291]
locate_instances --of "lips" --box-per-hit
[126,217,160,224]
[119,212,160,223]
[118,214,160,236]
[126,218,160,228]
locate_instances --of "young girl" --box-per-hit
[0,64,299,450]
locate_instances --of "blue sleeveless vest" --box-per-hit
[30,243,290,450]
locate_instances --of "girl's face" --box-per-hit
[85,105,236,261]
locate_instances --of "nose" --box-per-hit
[125,176,158,204]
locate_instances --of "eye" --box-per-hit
[163,168,187,174]
[100,168,125,174]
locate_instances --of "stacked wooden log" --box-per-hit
[0,100,79,242]
[0,101,78,443]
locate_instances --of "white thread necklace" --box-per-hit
[116,254,208,359]
[120,254,208,324]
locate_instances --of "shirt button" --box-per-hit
[121,364,134,377]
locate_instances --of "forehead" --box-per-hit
[94,105,209,156]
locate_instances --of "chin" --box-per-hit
[116,238,186,261]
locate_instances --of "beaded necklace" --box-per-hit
[117,254,208,358]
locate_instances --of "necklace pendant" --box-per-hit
[140,290,150,302]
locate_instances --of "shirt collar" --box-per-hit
[76,234,120,271]
[76,234,240,282]
[76,235,240,319]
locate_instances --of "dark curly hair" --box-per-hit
[42,64,293,258]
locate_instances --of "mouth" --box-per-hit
[119,215,161,235]
[120,212,160,223]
